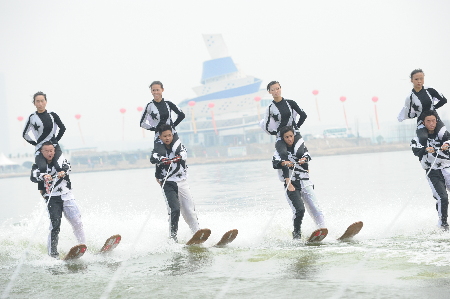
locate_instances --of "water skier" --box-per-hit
[411,110,449,230]
[23,91,66,173]
[260,81,307,162]
[30,141,86,258]
[140,81,185,157]
[150,124,200,242]
[272,126,326,239]
[398,69,448,146]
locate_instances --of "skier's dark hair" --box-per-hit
[149,81,164,89]
[158,124,173,135]
[421,109,439,122]
[267,81,281,91]
[280,126,295,139]
[41,141,54,148]
[33,91,47,103]
[410,69,424,79]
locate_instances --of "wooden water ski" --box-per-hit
[214,229,238,247]
[99,234,121,253]
[337,221,363,241]
[307,228,328,242]
[62,244,87,261]
[186,228,211,245]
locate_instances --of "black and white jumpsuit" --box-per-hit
[140,99,185,157]
[273,137,326,235]
[411,131,450,227]
[23,110,66,172]
[260,98,307,160]
[398,86,447,146]
[150,139,199,239]
[30,157,85,257]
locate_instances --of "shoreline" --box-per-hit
[0,142,409,179]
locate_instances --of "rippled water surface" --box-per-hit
[1,150,449,298]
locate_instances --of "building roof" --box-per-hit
[201,57,238,83]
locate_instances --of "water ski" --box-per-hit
[62,244,87,261]
[99,234,122,253]
[186,228,211,245]
[307,228,328,242]
[214,229,238,247]
[337,221,363,241]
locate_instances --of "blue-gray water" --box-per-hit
[1,151,449,298]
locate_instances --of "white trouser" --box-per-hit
[177,180,200,233]
[300,184,326,228]
[163,179,200,235]
[47,198,86,255]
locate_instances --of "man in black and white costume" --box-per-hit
[272,126,326,239]
[150,124,200,242]
[30,141,86,258]
[140,81,185,156]
[260,81,307,162]
[411,110,450,230]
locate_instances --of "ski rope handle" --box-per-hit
[44,176,52,194]
[158,153,182,187]
[43,174,59,207]
[283,156,309,193]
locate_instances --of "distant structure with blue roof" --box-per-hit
[177,34,273,150]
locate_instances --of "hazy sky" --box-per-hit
[1,0,450,154]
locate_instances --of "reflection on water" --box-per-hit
[47,261,88,275]
[306,242,329,247]
[99,260,122,273]
[285,250,322,280]
[160,246,213,276]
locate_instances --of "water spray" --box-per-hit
[215,161,297,299]
[100,162,174,299]
[330,147,443,299]
[1,175,58,299]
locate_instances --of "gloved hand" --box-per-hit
[171,155,181,163]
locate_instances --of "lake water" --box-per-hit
[0,150,449,298]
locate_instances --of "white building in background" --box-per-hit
[176,34,273,147]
